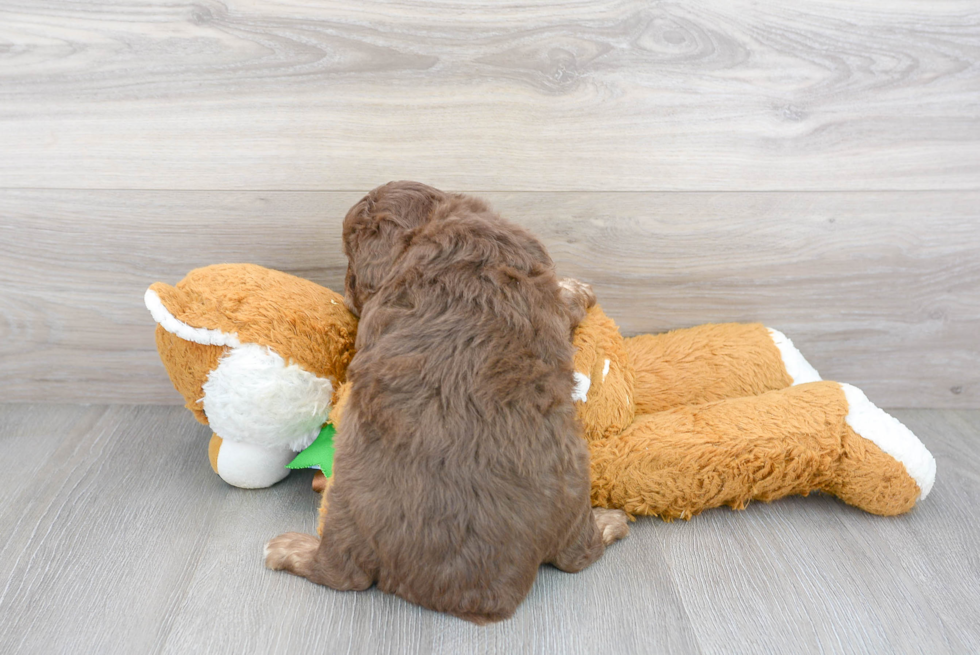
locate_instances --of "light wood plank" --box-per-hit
[0,405,224,654]
[1,189,977,407]
[157,474,702,655]
[1,405,978,654]
[864,409,980,653]
[619,407,980,654]
[0,405,104,589]
[0,0,977,191]
[0,404,702,655]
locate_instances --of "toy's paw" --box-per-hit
[767,328,822,385]
[312,470,328,493]
[264,532,319,573]
[840,384,936,500]
[592,507,629,546]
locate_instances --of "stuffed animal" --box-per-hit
[568,304,935,519]
[146,264,935,519]
[145,264,356,488]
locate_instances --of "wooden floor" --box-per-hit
[0,404,977,654]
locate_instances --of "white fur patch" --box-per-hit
[215,439,294,489]
[841,383,937,500]
[572,371,591,403]
[602,359,611,381]
[144,288,241,347]
[767,328,821,385]
[202,343,334,451]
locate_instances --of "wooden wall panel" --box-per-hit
[0,0,977,191]
[1,189,976,407]
[1,1,976,406]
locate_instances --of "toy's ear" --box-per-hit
[146,281,230,423]
[145,281,241,347]
[571,305,636,442]
[148,264,358,384]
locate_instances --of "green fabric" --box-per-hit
[287,422,336,477]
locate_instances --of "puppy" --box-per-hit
[265,182,627,623]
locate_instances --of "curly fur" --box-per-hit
[266,181,626,623]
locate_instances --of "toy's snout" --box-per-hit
[206,433,295,489]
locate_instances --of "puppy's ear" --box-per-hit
[343,181,447,314]
[343,263,361,317]
[342,211,400,316]
[343,218,409,315]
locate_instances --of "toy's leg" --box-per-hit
[207,434,292,488]
[625,323,821,413]
[589,381,935,519]
[265,491,375,591]
[550,507,628,573]
[827,384,936,514]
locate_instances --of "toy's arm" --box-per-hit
[572,306,823,439]
[626,323,821,414]
[315,381,352,534]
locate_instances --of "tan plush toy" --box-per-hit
[147,264,935,520]
[570,305,935,519]
[145,264,356,488]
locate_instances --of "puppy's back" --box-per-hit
[339,196,594,621]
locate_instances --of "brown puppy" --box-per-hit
[265,182,627,623]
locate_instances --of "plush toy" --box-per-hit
[145,264,356,488]
[568,305,935,519]
[147,264,935,520]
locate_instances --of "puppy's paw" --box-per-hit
[558,278,597,333]
[558,277,597,310]
[264,532,319,573]
[592,508,629,546]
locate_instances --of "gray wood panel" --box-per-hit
[0,404,977,654]
[0,1,977,191]
[0,405,225,654]
[1,189,977,407]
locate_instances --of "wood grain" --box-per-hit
[0,404,978,654]
[0,0,977,191]
[1,189,977,407]
[659,408,980,654]
[0,405,223,654]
